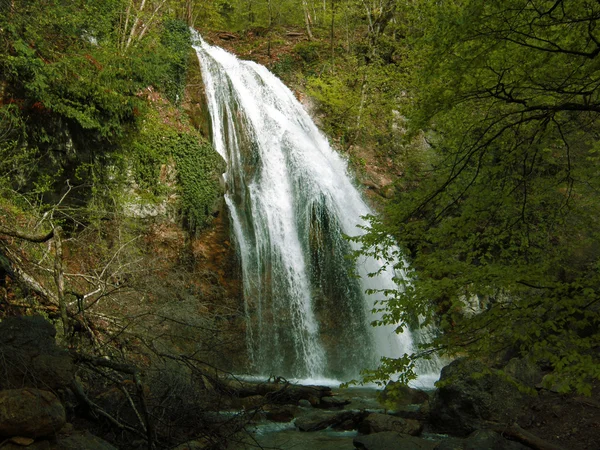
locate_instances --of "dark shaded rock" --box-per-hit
[332,410,369,431]
[298,399,312,408]
[0,389,66,437]
[237,395,264,409]
[265,405,296,422]
[0,441,53,450]
[359,412,423,436]
[9,437,36,446]
[378,381,430,408]
[295,410,367,432]
[173,439,211,450]
[504,358,543,388]
[464,430,530,450]
[54,431,117,449]
[430,359,526,436]
[316,396,350,409]
[434,430,531,450]
[434,438,466,450]
[353,432,438,450]
[0,316,75,390]
[295,411,338,432]
[388,404,429,422]
[224,380,332,406]
[2,431,117,450]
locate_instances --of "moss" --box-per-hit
[127,106,225,232]
[171,133,225,231]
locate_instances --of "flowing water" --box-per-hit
[193,33,425,382]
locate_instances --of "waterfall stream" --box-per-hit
[193,34,419,381]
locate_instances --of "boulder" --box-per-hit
[434,438,466,450]
[434,430,531,450]
[0,441,53,450]
[53,431,118,450]
[173,438,212,450]
[503,358,543,388]
[463,430,529,450]
[264,405,296,422]
[354,432,438,450]
[0,431,117,450]
[237,395,264,409]
[295,411,338,432]
[430,359,526,436]
[317,395,350,409]
[378,381,430,409]
[0,316,75,390]
[0,389,66,437]
[295,410,367,432]
[359,413,423,436]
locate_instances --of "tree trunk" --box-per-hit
[302,0,314,40]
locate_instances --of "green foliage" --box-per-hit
[129,109,224,231]
[173,134,225,230]
[0,0,195,214]
[306,73,360,141]
[352,0,600,393]
[294,41,322,63]
[160,19,192,104]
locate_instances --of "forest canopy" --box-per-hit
[352,0,600,394]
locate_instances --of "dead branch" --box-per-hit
[0,226,54,243]
[71,378,147,440]
[73,355,154,449]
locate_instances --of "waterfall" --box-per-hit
[193,34,418,381]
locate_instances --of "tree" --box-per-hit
[355,0,600,393]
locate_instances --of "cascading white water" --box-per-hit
[193,33,417,380]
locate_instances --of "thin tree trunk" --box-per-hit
[125,0,146,50]
[330,0,336,66]
[52,226,68,335]
[136,0,166,43]
[302,0,314,40]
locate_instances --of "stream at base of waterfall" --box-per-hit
[193,31,439,385]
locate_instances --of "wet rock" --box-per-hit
[265,405,296,422]
[0,316,75,390]
[353,432,438,450]
[434,430,530,450]
[378,381,430,409]
[332,410,369,431]
[317,396,350,409]
[0,389,66,437]
[359,413,423,436]
[237,395,264,409]
[295,411,337,431]
[298,399,312,408]
[430,359,526,436]
[296,410,367,432]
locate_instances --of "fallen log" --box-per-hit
[218,32,237,41]
[221,378,332,405]
[487,422,567,450]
